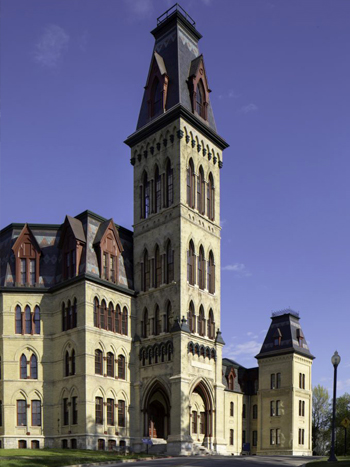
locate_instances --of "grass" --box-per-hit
[306,456,350,466]
[0,448,150,467]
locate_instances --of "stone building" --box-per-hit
[0,5,313,456]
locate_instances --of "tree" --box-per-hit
[312,385,331,455]
[335,393,350,456]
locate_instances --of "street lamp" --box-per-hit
[328,350,341,462]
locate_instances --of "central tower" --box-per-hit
[125,5,228,455]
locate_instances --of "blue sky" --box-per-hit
[1,0,350,395]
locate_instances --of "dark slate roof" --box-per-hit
[66,215,86,243]
[136,9,217,132]
[255,310,315,360]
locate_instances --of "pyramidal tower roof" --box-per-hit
[255,309,315,360]
[125,4,228,150]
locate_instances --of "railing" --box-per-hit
[272,308,299,318]
[157,3,196,27]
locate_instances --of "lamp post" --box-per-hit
[328,350,341,462]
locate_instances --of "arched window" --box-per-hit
[93,298,99,328]
[151,77,162,117]
[122,307,128,335]
[72,299,77,328]
[207,173,215,221]
[188,301,196,333]
[197,166,205,215]
[118,355,125,380]
[196,80,206,118]
[67,300,72,330]
[198,246,205,290]
[100,300,106,330]
[187,241,195,285]
[230,402,234,417]
[228,371,235,390]
[20,354,27,379]
[155,245,162,288]
[155,166,161,213]
[187,159,195,208]
[166,160,173,207]
[141,172,150,219]
[16,305,22,334]
[34,306,40,334]
[142,249,150,292]
[108,303,113,332]
[62,302,67,331]
[207,251,215,294]
[65,351,70,377]
[198,306,205,337]
[164,301,171,332]
[115,304,121,334]
[95,349,103,375]
[107,352,114,377]
[25,306,32,334]
[154,305,160,335]
[166,240,174,284]
[142,309,148,338]
[208,309,215,339]
[30,354,38,379]
[71,349,76,375]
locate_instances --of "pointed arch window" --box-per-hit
[71,349,76,375]
[115,304,121,334]
[108,303,113,332]
[16,305,22,334]
[154,305,160,335]
[25,306,32,334]
[12,224,41,286]
[198,306,205,336]
[155,245,162,288]
[208,309,215,339]
[93,298,99,328]
[196,80,206,119]
[187,159,195,209]
[95,349,103,375]
[122,307,128,336]
[150,77,162,117]
[188,301,196,333]
[207,173,215,221]
[197,167,205,215]
[207,251,215,294]
[198,246,205,290]
[30,354,38,379]
[118,355,125,380]
[20,354,27,379]
[155,166,161,213]
[72,299,77,328]
[65,351,70,377]
[187,241,195,285]
[100,300,106,330]
[142,309,148,338]
[107,352,114,377]
[142,250,150,292]
[166,160,173,207]
[141,172,150,219]
[166,240,174,283]
[164,301,171,332]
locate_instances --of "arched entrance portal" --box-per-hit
[143,381,170,439]
[190,381,213,447]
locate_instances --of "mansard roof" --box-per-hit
[127,5,226,150]
[58,215,86,248]
[255,309,315,360]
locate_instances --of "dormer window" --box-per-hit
[58,216,86,281]
[296,328,304,346]
[188,55,210,121]
[12,224,41,286]
[273,328,282,346]
[94,219,123,284]
[146,52,168,120]
[196,80,205,118]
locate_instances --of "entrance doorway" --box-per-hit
[144,381,170,439]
